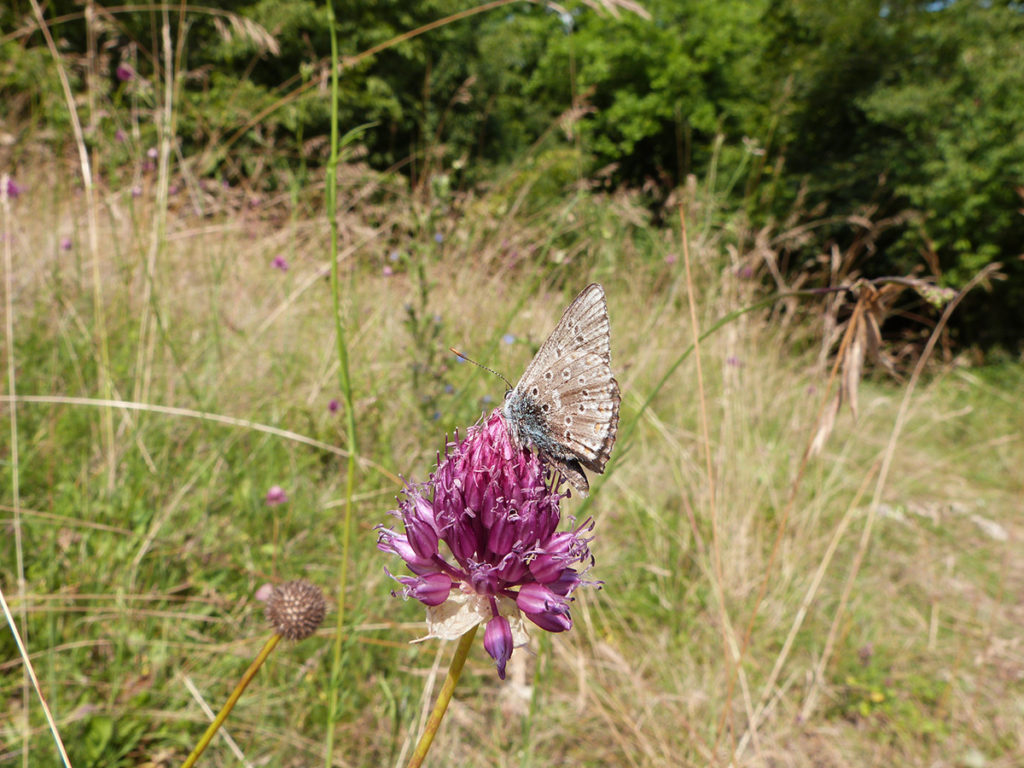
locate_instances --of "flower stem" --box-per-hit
[322,0,359,763]
[181,633,281,768]
[406,627,478,768]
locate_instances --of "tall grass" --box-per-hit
[4,155,1022,765]
[2,6,1023,768]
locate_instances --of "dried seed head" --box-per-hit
[265,580,326,640]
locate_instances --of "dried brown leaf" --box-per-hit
[841,308,866,418]
[810,392,841,457]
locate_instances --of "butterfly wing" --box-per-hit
[504,283,620,494]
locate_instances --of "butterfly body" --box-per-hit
[502,283,620,497]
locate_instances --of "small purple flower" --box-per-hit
[726,355,743,368]
[738,266,754,279]
[60,237,72,251]
[116,64,134,82]
[328,399,340,413]
[382,265,394,277]
[114,129,126,143]
[266,485,288,506]
[6,178,24,198]
[389,250,401,262]
[433,232,443,244]
[147,147,158,160]
[272,256,289,272]
[131,186,142,198]
[484,615,514,678]
[501,333,515,345]
[665,254,678,265]
[377,411,596,679]
[254,583,274,602]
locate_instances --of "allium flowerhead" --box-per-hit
[271,256,288,272]
[116,64,135,82]
[377,410,596,679]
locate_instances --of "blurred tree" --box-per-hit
[2,0,1021,345]
[763,0,1024,347]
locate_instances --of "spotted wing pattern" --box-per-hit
[502,283,620,496]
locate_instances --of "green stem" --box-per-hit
[407,627,479,768]
[181,633,282,768]
[323,0,358,764]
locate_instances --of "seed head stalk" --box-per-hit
[181,634,281,768]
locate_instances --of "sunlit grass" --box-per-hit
[2,160,1022,767]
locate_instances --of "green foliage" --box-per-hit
[562,0,770,181]
[827,645,951,745]
[3,0,1022,346]
[0,41,74,142]
[763,0,1024,346]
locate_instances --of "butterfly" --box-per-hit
[502,283,620,497]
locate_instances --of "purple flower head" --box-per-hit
[147,147,158,160]
[377,410,596,679]
[60,237,72,251]
[6,178,24,199]
[433,232,443,244]
[328,398,340,413]
[272,256,288,272]
[116,64,135,82]
[254,583,274,602]
[114,128,126,143]
[382,265,394,277]
[266,485,288,506]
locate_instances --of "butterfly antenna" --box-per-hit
[449,347,513,390]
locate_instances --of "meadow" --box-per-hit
[2,1,1024,764]
[2,154,1022,767]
